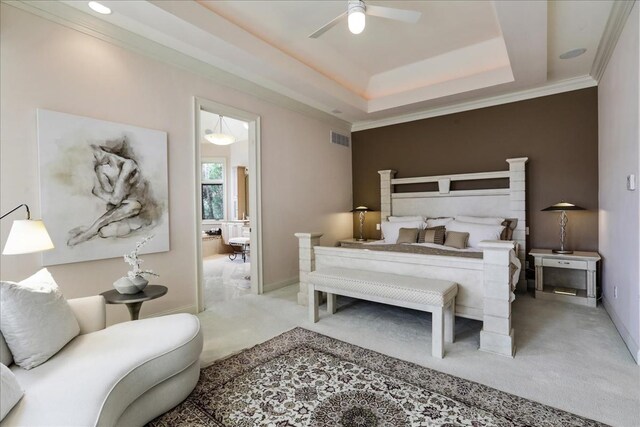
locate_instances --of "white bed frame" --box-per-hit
[296,157,528,357]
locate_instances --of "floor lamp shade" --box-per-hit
[2,219,55,255]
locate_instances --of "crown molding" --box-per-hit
[2,0,352,131]
[590,0,637,83]
[351,75,597,132]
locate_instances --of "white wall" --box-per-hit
[0,4,352,324]
[598,2,640,363]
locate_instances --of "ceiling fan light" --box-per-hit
[348,9,366,34]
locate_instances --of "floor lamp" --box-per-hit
[542,201,585,254]
[1,204,54,255]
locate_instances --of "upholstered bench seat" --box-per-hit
[4,312,202,427]
[308,267,457,358]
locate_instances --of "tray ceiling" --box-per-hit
[55,0,613,127]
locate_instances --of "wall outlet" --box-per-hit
[627,174,636,191]
[614,286,618,299]
[525,226,530,235]
[376,223,381,231]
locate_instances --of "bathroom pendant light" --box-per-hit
[205,115,236,146]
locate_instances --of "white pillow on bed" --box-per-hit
[381,220,424,243]
[445,220,505,248]
[425,217,453,228]
[456,215,505,225]
[388,216,423,222]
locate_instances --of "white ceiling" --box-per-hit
[59,0,614,128]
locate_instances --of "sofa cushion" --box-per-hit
[0,332,13,366]
[2,313,202,427]
[0,269,80,369]
[0,363,23,421]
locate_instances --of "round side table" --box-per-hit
[100,285,168,321]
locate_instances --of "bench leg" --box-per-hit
[432,307,444,359]
[327,293,336,315]
[309,288,319,323]
[444,299,455,344]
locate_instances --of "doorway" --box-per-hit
[193,97,262,312]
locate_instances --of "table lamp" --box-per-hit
[1,204,54,254]
[542,201,585,254]
[351,206,369,241]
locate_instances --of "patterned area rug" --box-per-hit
[149,328,604,427]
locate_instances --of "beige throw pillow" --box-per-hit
[500,220,514,240]
[444,231,469,249]
[396,228,419,244]
[418,226,446,244]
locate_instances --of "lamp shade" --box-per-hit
[542,202,585,211]
[2,220,55,255]
[351,206,369,212]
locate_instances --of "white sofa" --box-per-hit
[0,296,203,426]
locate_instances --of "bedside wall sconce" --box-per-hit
[1,204,55,255]
[351,206,369,241]
[542,201,585,254]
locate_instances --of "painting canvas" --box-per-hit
[37,109,169,265]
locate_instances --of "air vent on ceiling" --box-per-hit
[331,131,350,148]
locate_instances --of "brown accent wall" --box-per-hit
[352,88,599,252]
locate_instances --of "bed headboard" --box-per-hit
[378,157,528,287]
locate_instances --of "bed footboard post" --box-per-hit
[478,241,516,357]
[295,232,323,306]
[506,157,528,292]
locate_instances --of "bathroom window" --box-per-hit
[202,159,225,220]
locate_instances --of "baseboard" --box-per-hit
[603,297,640,364]
[144,304,198,319]
[263,277,298,293]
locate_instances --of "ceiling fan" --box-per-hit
[309,0,422,38]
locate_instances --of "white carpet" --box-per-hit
[198,285,640,426]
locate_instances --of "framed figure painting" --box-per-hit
[37,109,170,265]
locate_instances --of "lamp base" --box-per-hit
[552,249,574,254]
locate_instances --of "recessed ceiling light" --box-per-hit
[559,48,586,60]
[88,1,112,15]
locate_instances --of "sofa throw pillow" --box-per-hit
[396,228,419,244]
[0,332,13,367]
[0,363,23,421]
[381,220,424,244]
[444,231,469,249]
[418,226,446,244]
[0,269,80,370]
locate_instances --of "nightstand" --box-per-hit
[529,249,601,307]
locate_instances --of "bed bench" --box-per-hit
[307,267,458,358]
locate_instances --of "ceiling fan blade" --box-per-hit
[365,5,421,23]
[308,11,347,38]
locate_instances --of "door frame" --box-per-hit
[193,97,263,312]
